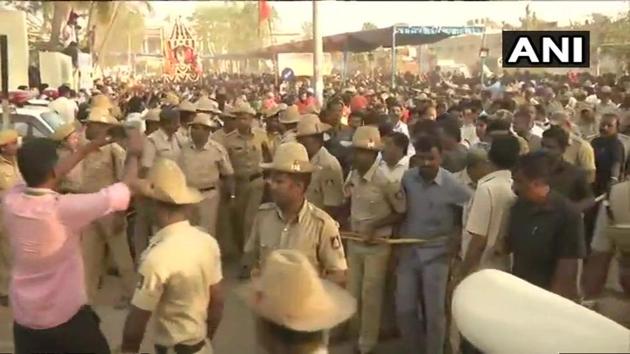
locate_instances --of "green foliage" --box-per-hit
[361,22,378,31]
[191,2,278,55]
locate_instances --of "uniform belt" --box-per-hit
[155,340,205,354]
[199,186,216,192]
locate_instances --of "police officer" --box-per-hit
[177,99,198,141]
[136,108,184,258]
[0,129,21,306]
[582,179,630,300]
[295,114,346,221]
[51,122,83,194]
[143,108,161,136]
[179,113,235,239]
[243,250,356,354]
[210,105,236,147]
[261,104,288,156]
[222,102,271,266]
[276,104,300,144]
[244,142,347,286]
[197,96,223,134]
[345,126,406,354]
[120,159,224,354]
[81,107,136,307]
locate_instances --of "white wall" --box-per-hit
[0,10,29,89]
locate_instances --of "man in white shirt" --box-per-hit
[49,85,78,124]
[390,103,415,156]
[379,132,410,184]
[459,134,521,274]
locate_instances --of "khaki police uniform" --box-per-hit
[0,130,22,296]
[209,109,239,259]
[80,111,135,303]
[245,201,347,275]
[179,115,234,238]
[133,159,221,354]
[345,126,407,354]
[307,147,345,211]
[592,181,630,254]
[295,116,346,212]
[52,123,84,194]
[564,134,597,183]
[223,125,268,256]
[245,141,347,277]
[135,127,185,260]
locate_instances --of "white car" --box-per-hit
[0,105,64,140]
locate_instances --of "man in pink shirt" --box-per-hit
[4,131,142,354]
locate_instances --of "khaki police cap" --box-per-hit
[352,125,383,151]
[143,108,161,122]
[189,113,214,128]
[87,107,120,125]
[51,122,77,142]
[138,158,204,205]
[196,96,222,114]
[261,103,288,119]
[295,114,331,137]
[0,129,19,146]
[163,92,180,106]
[230,102,256,116]
[260,141,317,173]
[92,94,112,109]
[178,100,197,113]
[278,105,301,124]
[241,249,356,332]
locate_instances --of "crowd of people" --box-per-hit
[1,66,630,354]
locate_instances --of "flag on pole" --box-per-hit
[258,0,271,37]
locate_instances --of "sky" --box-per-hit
[151,0,630,38]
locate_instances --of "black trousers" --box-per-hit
[14,305,110,354]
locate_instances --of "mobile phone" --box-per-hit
[107,125,127,140]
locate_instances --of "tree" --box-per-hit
[301,21,313,40]
[191,2,278,55]
[361,22,377,31]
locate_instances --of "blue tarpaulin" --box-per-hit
[224,25,486,59]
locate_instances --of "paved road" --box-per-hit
[0,262,404,354]
[1,262,628,354]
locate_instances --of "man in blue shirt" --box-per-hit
[397,136,472,354]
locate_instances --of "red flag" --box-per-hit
[259,0,271,24]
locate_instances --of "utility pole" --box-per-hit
[312,0,323,104]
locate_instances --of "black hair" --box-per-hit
[542,125,570,149]
[58,84,71,97]
[160,108,180,122]
[486,118,512,134]
[127,96,145,114]
[378,120,394,138]
[17,138,59,187]
[440,119,462,143]
[467,99,483,113]
[258,318,324,346]
[488,134,520,169]
[387,132,409,156]
[363,111,386,126]
[17,85,28,90]
[514,151,551,183]
[414,135,442,153]
[411,118,439,138]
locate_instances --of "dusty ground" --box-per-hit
[0,262,627,354]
